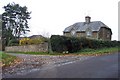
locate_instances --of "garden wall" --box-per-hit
[5,42,48,52]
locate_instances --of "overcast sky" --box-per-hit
[0,0,119,40]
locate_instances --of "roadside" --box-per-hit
[2,53,94,78]
[2,47,119,78]
[3,52,119,78]
[6,47,119,55]
[0,52,20,67]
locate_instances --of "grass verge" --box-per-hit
[0,52,19,67]
[6,51,66,55]
[6,47,119,56]
[75,47,119,56]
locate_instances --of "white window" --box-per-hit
[71,30,76,36]
[86,31,92,36]
[86,27,92,37]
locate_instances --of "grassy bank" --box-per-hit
[0,52,18,67]
[76,47,119,56]
[6,51,64,55]
[6,47,119,56]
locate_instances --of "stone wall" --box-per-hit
[76,32,86,37]
[64,28,112,41]
[5,42,48,52]
[64,32,71,37]
[99,27,112,41]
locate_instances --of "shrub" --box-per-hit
[19,38,30,45]
[50,35,68,53]
[50,35,81,53]
[50,35,119,53]
[68,37,81,52]
[19,37,47,45]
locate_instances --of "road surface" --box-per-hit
[8,52,119,78]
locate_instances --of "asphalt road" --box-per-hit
[10,53,119,78]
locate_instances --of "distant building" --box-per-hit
[29,35,44,39]
[19,35,45,40]
[63,16,112,41]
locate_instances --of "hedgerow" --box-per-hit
[50,35,120,53]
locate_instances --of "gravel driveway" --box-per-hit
[2,53,95,78]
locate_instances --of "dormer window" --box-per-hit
[71,30,76,36]
[86,28,92,37]
[86,31,92,36]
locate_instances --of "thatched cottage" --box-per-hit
[63,16,112,41]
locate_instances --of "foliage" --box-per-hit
[76,47,119,55]
[19,37,48,45]
[50,35,67,52]
[6,51,49,55]
[19,38,30,45]
[50,35,120,53]
[0,52,17,67]
[50,35,81,53]
[2,2,31,46]
[66,37,81,52]
[2,26,15,46]
[8,39,19,46]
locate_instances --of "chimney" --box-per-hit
[85,16,91,23]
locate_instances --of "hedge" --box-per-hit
[50,35,120,53]
[50,35,81,53]
[50,35,67,53]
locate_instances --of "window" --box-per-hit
[86,31,92,36]
[86,28,92,37]
[71,30,76,36]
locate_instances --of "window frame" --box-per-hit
[71,29,76,36]
[86,28,92,37]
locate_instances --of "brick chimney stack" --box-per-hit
[85,16,91,24]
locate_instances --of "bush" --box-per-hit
[19,37,48,45]
[19,38,30,45]
[50,35,81,53]
[67,37,81,52]
[50,35,68,53]
[50,35,119,53]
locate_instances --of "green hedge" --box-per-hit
[50,35,67,53]
[50,35,81,53]
[50,35,120,53]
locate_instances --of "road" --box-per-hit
[5,53,119,78]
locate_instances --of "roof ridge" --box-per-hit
[63,20,111,32]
